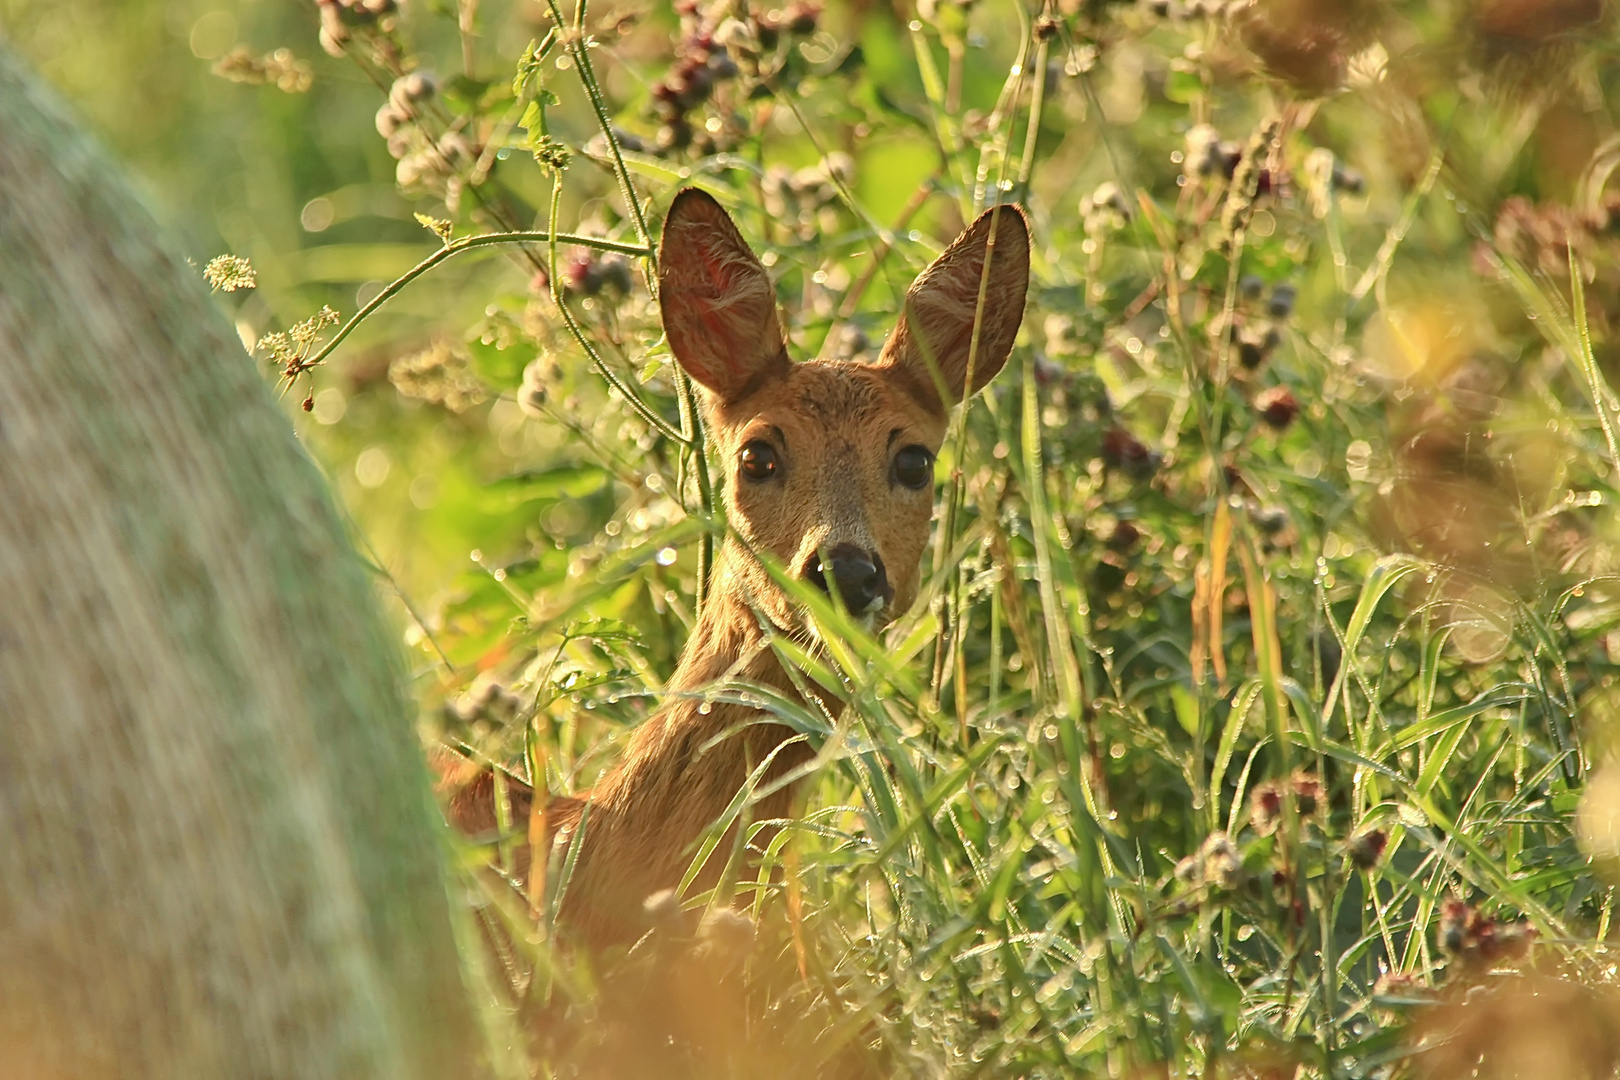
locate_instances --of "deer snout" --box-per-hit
[804,543,891,615]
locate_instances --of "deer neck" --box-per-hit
[590,539,809,820]
[662,540,795,702]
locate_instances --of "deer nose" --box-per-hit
[805,543,890,615]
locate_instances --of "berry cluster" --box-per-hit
[1079,181,1131,233]
[761,152,854,239]
[372,72,483,208]
[649,3,742,152]
[1303,147,1365,217]
[1438,900,1536,969]
[1173,831,1243,891]
[649,1,822,153]
[1249,770,1323,835]
[561,252,635,298]
[374,70,436,143]
[317,0,399,58]
[1100,425,1161,482]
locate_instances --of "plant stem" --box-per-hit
[306,229,648,371]
[546,0,653,257]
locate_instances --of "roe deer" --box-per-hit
[441,189,1030,947]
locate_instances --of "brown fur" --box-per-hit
[438,190,1030,948]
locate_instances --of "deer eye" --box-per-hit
[892,445,934,490]
[739,440,779,482]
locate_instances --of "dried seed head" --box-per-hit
[532,134,573,172]
[784,1,822,35]
[1346,827,1388,869]
[1250,780,1284,834]
[1291,771,1322,815]
[389,340,487,412]
[375,102,407,138]
[714,17,757,51]
[518,358,551,419]
[696,907,756,957]
[1175,831,1244,891]
[1101,426,1160,480]
[1250,505,1290,536]
[1200,831,1244,889]
[1184,123,1241,179]
[213,46,314,93]
[1255,386,1299,430]
[319,4,351,55]
[389,70,437,112]
[1439,899,1538,967]
[642,888,684,929]
[1237,323,1281,369]
[1106,519,1141,552]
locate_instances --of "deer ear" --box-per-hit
[658,188,789,404]
[877,204,1030,417]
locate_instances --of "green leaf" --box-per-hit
[486,464,609,504]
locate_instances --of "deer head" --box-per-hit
[658,188,1030,635]
[436,191,1031,949]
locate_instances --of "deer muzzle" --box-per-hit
[804,543,891,616]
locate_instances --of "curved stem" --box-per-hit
[545,0,653,257]
[306,230,648,370]
[542,181,684,441]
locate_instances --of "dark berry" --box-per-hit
[1101,426,1159,480]
[785,2,822,34]
[1347,828,1387,869]
[1268,284,1297,318]
[1251,780,1283,833]
[1291,772,1322,816]
[1106,520,1141,552]
[1255,386,1299,430]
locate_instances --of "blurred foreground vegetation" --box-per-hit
[14,0,1620,1075]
